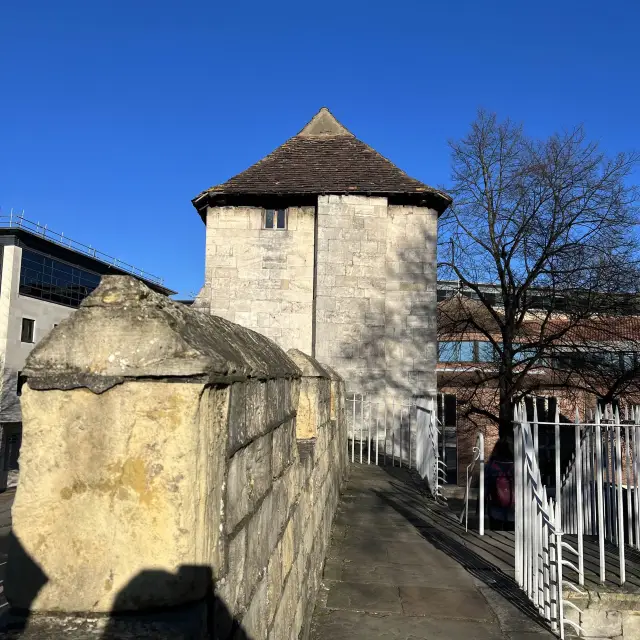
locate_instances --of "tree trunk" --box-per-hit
[498,391,513,439]
[499,327,515,440]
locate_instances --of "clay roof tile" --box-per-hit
[193,108,451,214]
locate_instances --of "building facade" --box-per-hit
[192,108,451,400]
[436,281,640,486]
[0,217,174,489]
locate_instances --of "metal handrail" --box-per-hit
[514,402,585,639]
[459,432,484,535]
[432,414,447,502]
[0,211,164,285]
[558,405,640,589]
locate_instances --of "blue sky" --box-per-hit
[1,1,638,297]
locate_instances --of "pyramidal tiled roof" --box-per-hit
[192,108,451,214]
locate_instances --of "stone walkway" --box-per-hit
[310,464,554,640]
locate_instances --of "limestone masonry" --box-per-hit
[193,108,451,401]
[4,276,348,639]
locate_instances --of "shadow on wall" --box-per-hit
[336,224,437,467]
[2,534,252,639]
[337,224,438,399]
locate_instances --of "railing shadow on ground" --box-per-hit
[374,466,552,635]
[0,533,252,639]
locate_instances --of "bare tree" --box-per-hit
[439,111,640,437]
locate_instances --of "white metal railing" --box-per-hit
[416,397,447,501]
[559,405,640,587]
[0,211,165,285]
[346,394,413,467]
[459,432,484,534]
[346,394,446,499]
[513,402,584,639]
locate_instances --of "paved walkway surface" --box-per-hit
[310,464,554,640]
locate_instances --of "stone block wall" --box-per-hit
[220,348,345,640]
[4,276,347,639]
[385,205,437,399]
[201,205,315,353]
[197,196,438,404]
[315,195,438,399]
[315,195,388,394]
[565,590,640,639]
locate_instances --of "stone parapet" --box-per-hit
[2,276,347,640]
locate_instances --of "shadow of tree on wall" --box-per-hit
[338,224,438,468]
[1,534,252,639]
[336,224,438,400]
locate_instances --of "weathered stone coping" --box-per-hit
[23,276,301,393]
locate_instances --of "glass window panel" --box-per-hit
[514,347,537,363]
[477,341,494,362]
[459,341,475,362]
[276,209,286,229]
[19,249,101,308]
[21,318,35,343]
[264,209,275,229]
[438,341,460,362]
[623,353,637,371]
[443,394,456,426]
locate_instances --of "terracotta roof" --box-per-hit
[524,316,640,344]
[193,108,451,215]
[437,294,640,344]
[438,295,503,336]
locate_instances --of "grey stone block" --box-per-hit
[270,472,292,546]
[579,608,623,638]
[623,611,640,636]
[217,527,247,616]
[226,433,273,532]
[242,577,269,640]
[245,379,267,441]
[266,378,286,427]
[272,421,295,478]
[228,382,247,453]
[245,491,274,594]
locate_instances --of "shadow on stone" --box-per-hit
[1,556,252,639]
[101,566,252,640]
[1,531,48,637]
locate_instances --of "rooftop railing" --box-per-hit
[0,211,164,286]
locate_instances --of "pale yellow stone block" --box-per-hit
[9,382,228,613]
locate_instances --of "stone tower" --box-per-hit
[192,108,451,399]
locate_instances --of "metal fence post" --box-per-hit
[555,501,565,640]
[514,406,523,587]
[574,409,584,586]
[555,404,561,525]
[615,407,626,585]
[479,432,485,536]
[595,407,606,584]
